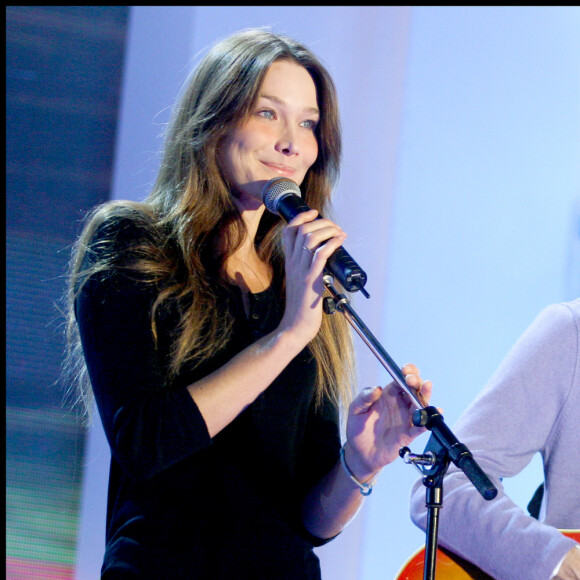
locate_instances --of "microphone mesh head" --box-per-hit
[262,177,301,214]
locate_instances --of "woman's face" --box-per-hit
[219,59,320,208]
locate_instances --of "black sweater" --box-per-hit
[75,218,341,579]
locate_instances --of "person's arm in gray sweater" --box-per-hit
[410,300,580,580]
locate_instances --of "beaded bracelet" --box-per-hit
[339,443,375,496]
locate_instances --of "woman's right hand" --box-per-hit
[279,209,347,344]
[187,209,347,437]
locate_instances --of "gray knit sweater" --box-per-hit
[410,299,580,579]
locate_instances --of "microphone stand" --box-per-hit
[322,274,497,580]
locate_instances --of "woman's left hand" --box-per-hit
[344,363,433,481]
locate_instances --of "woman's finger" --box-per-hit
[350,386,382,415]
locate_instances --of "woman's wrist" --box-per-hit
[270,326,311,360]
[276,316,319,349]
[342,440,381,488]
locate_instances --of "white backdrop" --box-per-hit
[76,7,580,579]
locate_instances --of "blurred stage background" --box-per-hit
[6,6,579,579]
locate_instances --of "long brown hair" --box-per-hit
[64,28,355,424]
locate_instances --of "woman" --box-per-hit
[65,28,432,579]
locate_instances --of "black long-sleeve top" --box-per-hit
[75,217,341,579]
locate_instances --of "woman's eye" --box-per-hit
[257,109,276,119]
[300,119,318,130]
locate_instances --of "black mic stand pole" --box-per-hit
[399,438,450,580]
[322,274,498,580]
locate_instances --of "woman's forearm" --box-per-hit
[301,442,381,539]
[187,326,306,438]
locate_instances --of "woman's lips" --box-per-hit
[262,161,296,177]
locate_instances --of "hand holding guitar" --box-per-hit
[553,545,580,580]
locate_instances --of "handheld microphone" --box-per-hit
[262,177,369,297]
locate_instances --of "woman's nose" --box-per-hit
[275,126,298,156]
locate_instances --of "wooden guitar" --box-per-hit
[395,530,580,579]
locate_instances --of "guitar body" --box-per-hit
[395,530,580,580]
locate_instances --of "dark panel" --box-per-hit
[6,6,129,575]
